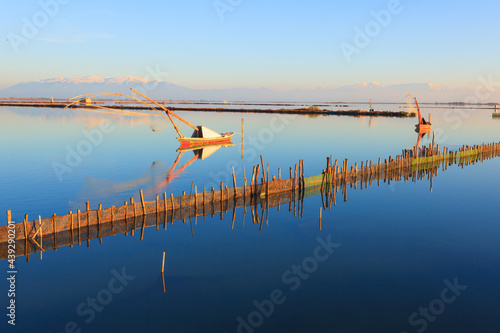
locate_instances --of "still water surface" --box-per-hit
[0,104,499,332]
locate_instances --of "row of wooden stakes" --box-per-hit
[1,141,499,261]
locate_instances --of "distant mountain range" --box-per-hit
[1,76,498,103]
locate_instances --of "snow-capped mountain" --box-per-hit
[0,76,497,102]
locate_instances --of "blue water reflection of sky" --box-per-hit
[0,106,499,332]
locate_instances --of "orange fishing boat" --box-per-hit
[407,94,431,133]
[129,89,235,149]
[177,126,235,149]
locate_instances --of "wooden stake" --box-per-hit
[69,210,73,247]
[77,209,81,245]
[170,194,175,225]
[232,166,238,198]
[162,251,165,273]
[260,155,266,181]
[98,204,102,244]
[163,193,167,230]
[52,213,57,251]
[140,189,146,215]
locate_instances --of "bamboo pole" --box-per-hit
[260,155,266,181]
[140,189,146,215]
[232,166,238,199]
[24,214,29,262]
[130,88,197,133]
[163,193,167,230]
[77,209,81,245]
[67,210,73,248]
[98,204,102,244]
[52,214,57,251]
[170,194,175,225]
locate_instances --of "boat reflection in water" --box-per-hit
[76,142,234,206]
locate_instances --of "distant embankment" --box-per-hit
[0,99,414,118]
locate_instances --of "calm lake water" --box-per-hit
[1,103,499,332]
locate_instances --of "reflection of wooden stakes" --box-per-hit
[319,208,322,230]
[251,203,256,224]
[162,252,166,293]
[243,205,246,227]
[162,271,166,294]
[140,213,146,241]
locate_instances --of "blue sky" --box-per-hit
[1,0,499,90]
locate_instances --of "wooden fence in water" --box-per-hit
[1,141,499,262]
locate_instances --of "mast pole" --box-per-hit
[130,88,198,132]
[414,97,423,124]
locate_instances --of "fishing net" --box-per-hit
[65,92,171,132]
[406,94,418,115]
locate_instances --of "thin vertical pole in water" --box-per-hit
[260,155,266,182]
[98,204,102,244]
[111,207,115,235]
[211,187,215,218]
[170,194,175,225]
[162,252,165,273]
[182,191,186,223]
[52,213,57,251]
[86,201,91,247]
[301,159,305,196]
[220,182,224,205]
[298,160,301,194]
[24,214,29,262]
[266,163,270,198]
[241,118,244,159]
[163,193,167,230]
[232,166,238,199]
[6,210,11,224]
[194,186,198,224]
[156,195,160,231]
[243,165,247,201]
[77,209,81,245]
[39,216,43,260]
[124,201,128,236]
[203,187,206,218]
[69,210,74,248]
